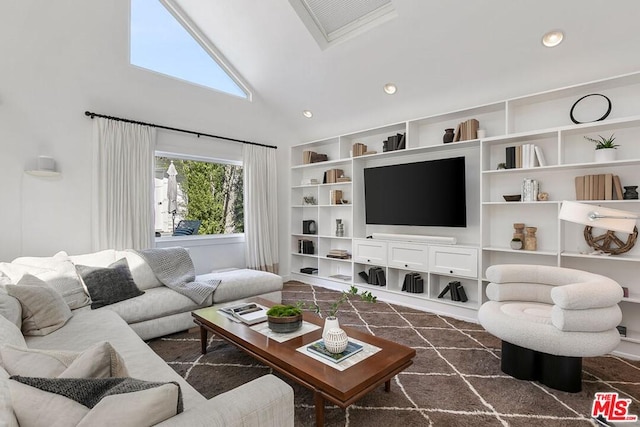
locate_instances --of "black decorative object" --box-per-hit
[302,220,317,234]
[569,94,611,124]
[443,128,455,143]
[623,186,639,200]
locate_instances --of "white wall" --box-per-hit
[0,1,294,265]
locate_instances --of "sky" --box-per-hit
[130,0,247,98]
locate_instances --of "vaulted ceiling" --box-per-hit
[175,0,640,143]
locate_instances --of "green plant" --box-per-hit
[310,285,377,318]
[266,304,302,317]
[584,134,619,150]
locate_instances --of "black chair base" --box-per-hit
[501,341,582,393]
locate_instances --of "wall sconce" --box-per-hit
[25,156,60,177]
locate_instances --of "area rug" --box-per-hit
[149,281,640,426]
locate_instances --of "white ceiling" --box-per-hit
[173,0,640,144]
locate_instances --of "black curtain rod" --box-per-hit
[84,111,277,149]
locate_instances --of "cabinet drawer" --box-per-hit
[428,246,478,278]
[388,242,429,272]
[353,239,387,264]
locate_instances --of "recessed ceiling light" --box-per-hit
[542,30,564,47]
[302,110,313,118]
[383,83,397,95]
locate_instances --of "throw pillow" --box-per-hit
[5,251,91,310]
[76,258,144,309]
[0,315,26,349]
[9,377,182,427]
[5,274,72,336]
[0,341,128,378]
[0,288,22,327]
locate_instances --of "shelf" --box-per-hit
[352,139,480,162]
[482,158,640,174]
[482,201,559,206]
[560,251,640,262]
[317,204,352,208]
[483,247,557,256]
[316,235,352,239]
[291,233,319,238]
[622,297,640,305]
[291,252,318,258]
[318,256,353,263]
[291,205,320,208]
[291,158,351,170]
[621,331,640,344]
[25,170,61,177]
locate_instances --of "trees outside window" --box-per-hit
[155,156,243,236]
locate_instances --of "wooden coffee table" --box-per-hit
[192,298,416,426]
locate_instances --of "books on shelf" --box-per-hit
[352,142,367,157]
[574,173,623,200]
[505,144,546,169]
[436,281,468,302]
[367,267,386,286]
[326,249,350,259]
[307,340,363,363]
[453,118,479,142]
[220,303,268,325]
[401,272,424,293]
[303,151,328,164]
[300,267,318,275]
[324,169,344,184]
[330,189,343,205]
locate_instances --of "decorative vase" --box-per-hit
[323,327,348,354]
[510,240,522,250]
[443,128,455,143]
[623,186,639,200]
[594,148,616,163]
[267,314,303,333]
[322,316,339,341]
[524,227,538,251]
[335,219,344,237]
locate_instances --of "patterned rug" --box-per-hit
[149,281,640,426]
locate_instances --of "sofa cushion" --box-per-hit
[69,249,117,268]
[0,288,22,327]
[1,252,91,309]
[198,269,283,303]
[0,341,128,379]
[9,377,181,427]
[0,369,18,427]
[6,274,72,336]
[76,259,144,309]
[83,286,212,325]
[118,250,162,291]
[0,315,26,348]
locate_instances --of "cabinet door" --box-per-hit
[428,246,478,278]
[353,239,387,264]
[388,242,429,272]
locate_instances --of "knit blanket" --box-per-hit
[133,247,219,304]
[11,376,183,413]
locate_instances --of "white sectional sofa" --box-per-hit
[0,249,293,426]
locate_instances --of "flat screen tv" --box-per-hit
[364,157,466,227]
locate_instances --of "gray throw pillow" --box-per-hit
[76,259,144,309]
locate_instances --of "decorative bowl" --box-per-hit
[267,314,303,333]
[503,194,521,202]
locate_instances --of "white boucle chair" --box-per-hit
[478,264,623,392]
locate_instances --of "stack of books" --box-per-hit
[330,189,343,205]
[382,133,406,152]
[352,142,367,157]
[307,340,363,363]
[324,169,344,184]
[505,144,546,169]
[303,151,328,164]
[298,239,314,254]
[437,281,468,302]
[453,119,479,142]
[402,273,424,293]
[326,249,350,259]
[367,267,386,286]
[575,174,623,200]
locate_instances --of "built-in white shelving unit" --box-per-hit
[290,71,640,358]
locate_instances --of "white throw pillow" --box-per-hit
[5,274,72,336]
[0,315,26,349]
[0,341,128,378]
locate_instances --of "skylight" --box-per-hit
[130,0,248,99]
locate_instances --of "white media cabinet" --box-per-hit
[290,71,640,359]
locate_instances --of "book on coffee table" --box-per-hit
[307,340,363,363]
[220,303,268,325]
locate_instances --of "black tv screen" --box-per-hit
[364,157,466,227]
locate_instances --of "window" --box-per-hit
[130,0,249,99]
[155,155,244,236]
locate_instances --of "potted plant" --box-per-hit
[314,285,377,340]
[584,134,618,163]
[266,304,303,333]
[510,238,523,250]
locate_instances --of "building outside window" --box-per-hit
[155,155,243,236]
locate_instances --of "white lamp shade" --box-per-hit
[559,200,638,234]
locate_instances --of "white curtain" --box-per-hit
[243,144,279,273]
[91,118,156,251]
